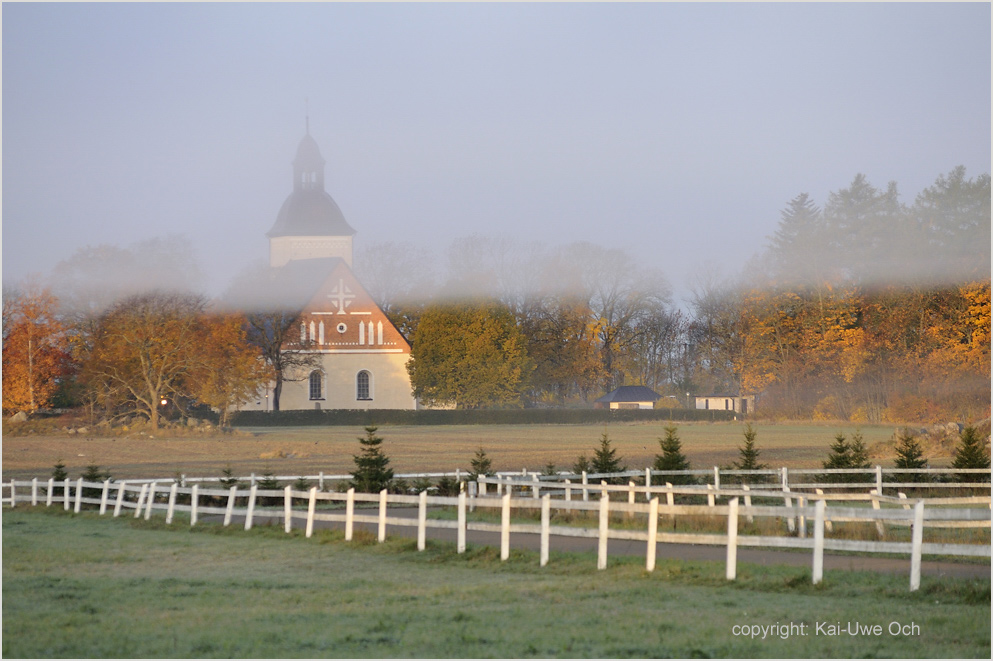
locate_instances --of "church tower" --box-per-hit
[267,122,356,267]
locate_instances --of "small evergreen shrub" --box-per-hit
[654,425,695,486]
[350,426,394,493]
[951,426,991,482]
[893,430,929,483]
[469,448,494,480]
[435,475,460,497]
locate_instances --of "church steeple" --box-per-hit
[293,119,326,192]
[267,121,355,268]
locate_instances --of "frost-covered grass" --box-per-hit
[3,507,989,658]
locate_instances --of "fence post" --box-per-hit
[319,472,325,492]
[114,481,126,517]
[898,492,911,510]
[627,481,636,519]
[564,479,572,502]
[582,471,589,501]
[378,489,388,543]
[781,466,789,491]
[500,493,511,561]
[782,487,795,533]
[479,479,487,498]
[305,487,317,538]
[665,482,674,522]
[646,497,659,572]
[32,478,39,506]
[910,500,924,592]
[99,480,110,515]
[245,485,257,531]
[726,497,739,580]
[345,488,355,541]
[284,486,293,533]
[532,474,540,499]
[814,489,832,532]
[74,478,83,513]
[223,485,237,526]
[190,484,198,526]
[250,473,256,487]
[8,481,15,508]
[812,499,826,584]
[597,491,610,570]
[457,490,466,554]
[134,483,148,519]
[180,474,186,488]
[645,468,652,501]
[417,490,427,551]
[713,466,721,491]
[166,482,178,525]
[869,489,886,538]
[797,496,806,539]
[47,477,54,507]
[707,484,715,508]
[875,465,883,495]
[540,494,550,567]
[144,482,157,520]
[64,478,71,511]
[742,485,753,524]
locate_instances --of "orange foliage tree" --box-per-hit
[193,311,268,426]
[81,292,206,430]
[2,284,72,413]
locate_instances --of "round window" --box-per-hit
[336,322,347,334]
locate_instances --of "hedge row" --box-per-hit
[230,407,738,427]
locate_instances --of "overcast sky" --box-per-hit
[3,2,990,302]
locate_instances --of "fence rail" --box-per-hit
[3,474,989,592]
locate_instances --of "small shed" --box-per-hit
[594,385,661,410]
[695,394,755,415]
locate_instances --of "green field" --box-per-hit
[3,508,989,658]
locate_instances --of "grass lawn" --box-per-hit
[1,420,911,481]
[3,508,989,658]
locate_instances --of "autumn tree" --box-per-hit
[81,292,205,430]
[50,236,204,320]
[2,283,72,413]
[193,312,269,426]
[223,262,321,411]
[407,300,533,408]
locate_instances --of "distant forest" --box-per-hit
[4,167,989,424]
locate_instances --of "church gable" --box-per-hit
[286,261,410,354]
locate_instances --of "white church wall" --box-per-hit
[279,352,416,411]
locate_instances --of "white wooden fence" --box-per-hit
[3,475,989,592]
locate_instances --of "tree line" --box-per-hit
[2,166,989,423]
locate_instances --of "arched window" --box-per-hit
[309,370,324,400]
[356,370,371,401]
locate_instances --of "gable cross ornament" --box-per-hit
[328,279,356,314]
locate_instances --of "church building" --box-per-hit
[241,124,417,411]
